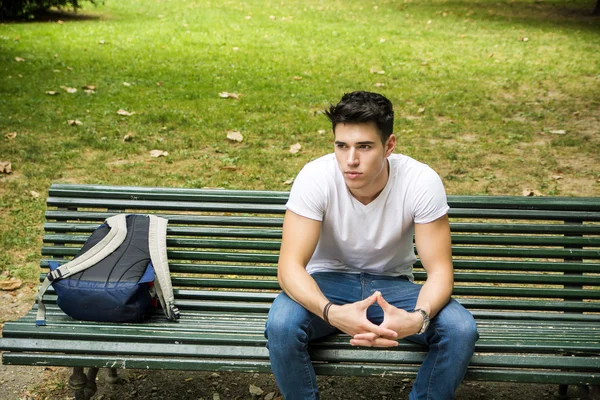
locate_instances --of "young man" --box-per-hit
[265,91,478,400]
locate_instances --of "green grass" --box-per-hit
[0,0,599,276]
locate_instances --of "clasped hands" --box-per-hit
[326,291,423,348]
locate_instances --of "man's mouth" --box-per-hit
[345,171,361,179]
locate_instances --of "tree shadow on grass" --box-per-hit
[398,0,599,32]
[0,9,102,24]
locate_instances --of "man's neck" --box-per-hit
[349,161,390,205]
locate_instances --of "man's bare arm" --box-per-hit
[413,214,454,319]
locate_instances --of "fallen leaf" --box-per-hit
[317,129,326,134]
[123,82,132,87]
[14,57,25,62]
[53,69,62,73]
[57,20,64,24]
[156,81,163,86]
[117,109,135,116]
[123,133,135,142]
[67,120,83,126]
[60,86,77,94]
[245,15,252,19]
[150,150,169,158]
[221,165,237,171]
[548,129,566,135]
[265,393,277,400]
[226,131,244,142]
[0,279,21,291]
[283,178,295,185]
[418,107,426,113]
[233,47,240,51]
[293,76,303,80]
[219,92,240,99]
[45,91,59,95]
[379,38,386,43]
[552,175,563,180]
[67,66,73,71]
[184,378,193,382]
[289,143,302,154]
[249,384,264,396]
[5,132,17,139]
[30,190,40,198]
[82,85,96,90]
[0,161,12,174]
[522,189,542,197]
[374,83,385,87]
[84,89,95,94]
[369,67,385,74]
[519,37,529,42]
[99,40,107,44]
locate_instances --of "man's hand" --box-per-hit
[328,291,398,343]
[350,292,423,347]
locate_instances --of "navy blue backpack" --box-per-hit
[36,214,180,326]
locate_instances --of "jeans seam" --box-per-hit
[301,314,320,400]
[426,326,442,400]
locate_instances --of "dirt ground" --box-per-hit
[0,285,591,400]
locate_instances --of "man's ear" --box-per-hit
[385,134,396,156]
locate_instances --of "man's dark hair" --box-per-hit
[324,91,394,143]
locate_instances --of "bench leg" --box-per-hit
[69,367,87,400]
[590,385,600,400]
[558,384,569,400]
[84,367,99,400]
[107,367,119,384]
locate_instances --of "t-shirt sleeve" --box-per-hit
[286,163,327,221]
[411,167,450,224]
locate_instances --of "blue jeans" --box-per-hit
[264,272,479,400]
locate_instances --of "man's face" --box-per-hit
[333,122,396,201]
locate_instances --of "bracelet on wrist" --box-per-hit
[323,301,334,326]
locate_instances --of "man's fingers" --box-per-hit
[358,321,397,339]
[358,291,380,308]
[353,332,378,341]
[350,337,399,348]
[376,292,392,310]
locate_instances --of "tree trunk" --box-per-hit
[594,0,600,15]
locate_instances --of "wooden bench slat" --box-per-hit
[47,197,287,214]
[45,211,284,227]
[450,223,600,235]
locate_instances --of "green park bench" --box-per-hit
[1,183,599,400]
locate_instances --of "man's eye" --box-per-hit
[359,145,371,150]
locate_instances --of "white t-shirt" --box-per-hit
[286,153,449,280]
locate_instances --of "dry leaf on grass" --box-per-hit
[84,89,95,94]
[67,120,82,126]
[249,384,264,396]
[219,92,241,99]
[123,133,135,142]
[117,109,135,116]
[123,82,132,87]
[548,129,566,135]
[293,76,303,81]
[318,129,326,134]
[0,279,22,291]
[369,68,385,74]
[0,161,12,174]
[45,91,59,95]
[289,143,302,154]
[99,40,107,44]
[82,85,96,90]
[522,189,542,197]
[150,150,169,158]
[60,86,77,94]
[30,190,40,198]
[418,107,426,113]
[374,83,385,87]
[283,178,295,185]
[14,57,25,62]
[226,131,244,142]
[5,132,17,140]
[552,175,563,180]
[221,165,238,171]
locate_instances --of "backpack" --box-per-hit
[36,214,180,326]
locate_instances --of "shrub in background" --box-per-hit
[0,0,101,19]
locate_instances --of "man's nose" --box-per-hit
[347,147,359,166]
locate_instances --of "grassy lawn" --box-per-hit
[0,0,599,276]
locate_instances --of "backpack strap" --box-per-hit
[36,214,128,326]
[148,215,180,321]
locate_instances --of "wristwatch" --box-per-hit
[413,308,430,334]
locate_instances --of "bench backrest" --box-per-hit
[42,184,600,321]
